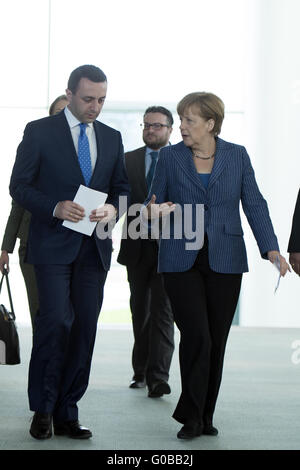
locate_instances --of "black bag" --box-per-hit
[0,269,20,365]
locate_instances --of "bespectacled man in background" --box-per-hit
[118,106,175,398]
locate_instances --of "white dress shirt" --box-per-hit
[53,108,98,216]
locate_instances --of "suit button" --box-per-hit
[204,205,208,211]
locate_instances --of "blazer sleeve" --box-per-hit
[288,189,300,252]
[1,199,25,253]
[240,147,279,257]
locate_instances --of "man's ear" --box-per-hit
[65,88,72,103]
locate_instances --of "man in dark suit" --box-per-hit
[117,106,174,398]
[9,65,129,440]
[288,189,300,275]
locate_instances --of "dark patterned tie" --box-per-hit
[78,123,92,185]
[146,151,159,189]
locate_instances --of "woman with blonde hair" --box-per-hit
[144,91,290,439]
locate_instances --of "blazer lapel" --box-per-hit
[173,142,206,190]
[173,138,230,191]
[207,138,231,189]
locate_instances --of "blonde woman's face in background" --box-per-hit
[52,99,68,115]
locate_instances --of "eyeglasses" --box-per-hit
[141,123,170,130]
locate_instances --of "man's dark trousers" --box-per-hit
[28,235,107,422]
[126,239,174,386]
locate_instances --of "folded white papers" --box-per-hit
[63,185,107,236]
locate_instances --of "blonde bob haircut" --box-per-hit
[177,92,225,136]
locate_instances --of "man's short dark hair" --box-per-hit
[68,65,107,94]
[144,106,174,127]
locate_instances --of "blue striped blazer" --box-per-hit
[145,138,279,274]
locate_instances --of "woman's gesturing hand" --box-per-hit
[145,194,176,219]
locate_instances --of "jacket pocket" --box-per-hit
[224,223,244,236]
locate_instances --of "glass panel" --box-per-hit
[49,0,246,109]
[0,1,49,108]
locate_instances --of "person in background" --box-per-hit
[0,95,68,328]
[9,65,129,440]
[49,95,68,116]
[142,91,290,439]
[288,188,300,275]
[118,106,175,398]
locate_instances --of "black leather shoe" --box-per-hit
[54,420,92,439]
[129,379,146,389]
[148,381,171,398]
[30,412,52,440]
[177,421,203,440]
[203,424,219,436]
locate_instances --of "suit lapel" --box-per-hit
[54,112,86,184]
[125,146,148,199]
[89,120,117,188]
[133,147,148,197]
[90,120,103,186]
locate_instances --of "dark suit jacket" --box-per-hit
[117,146,149,267]
[9,111,130,270]
[1,199,31,252]
[288,189,300,252]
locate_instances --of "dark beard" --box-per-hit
[143,138,167,150]
[145,143,161,150]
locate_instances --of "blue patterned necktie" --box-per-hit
[78,123,92,186]
[146,151,159,189]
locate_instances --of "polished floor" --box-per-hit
[1,325,300,451]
